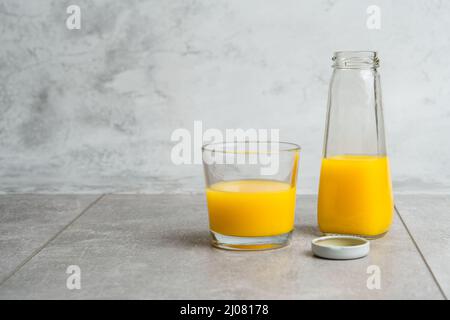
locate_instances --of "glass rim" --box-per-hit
[201,141,301,154]
[333,50,377,55]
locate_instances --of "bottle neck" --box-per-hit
[324,51,386,157]
[332,51,379,70]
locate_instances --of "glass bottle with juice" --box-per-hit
[318,51,393,238]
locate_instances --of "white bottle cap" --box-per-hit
[311,235,370,260]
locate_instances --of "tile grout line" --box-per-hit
[394,205,447,300]
[0,194,106,287]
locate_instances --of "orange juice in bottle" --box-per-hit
[318,51,393,238]
[318,155,393,237]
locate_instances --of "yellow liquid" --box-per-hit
[318,155,393,237]
[206,180,296,237]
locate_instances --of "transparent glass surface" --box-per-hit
[318,51,394,239]
[202,141,300,250]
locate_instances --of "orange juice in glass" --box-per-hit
[202,142,300,250]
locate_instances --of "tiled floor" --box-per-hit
[0,194,448,299]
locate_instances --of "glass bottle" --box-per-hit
[317,51,393,239]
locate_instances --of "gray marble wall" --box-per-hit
[1,0,449,193]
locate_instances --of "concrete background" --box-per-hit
[0,0,449,194]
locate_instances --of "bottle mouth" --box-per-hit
[332,51,379,69]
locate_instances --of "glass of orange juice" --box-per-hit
[202,141,300,250]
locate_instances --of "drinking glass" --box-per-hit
[202,141,300,250]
